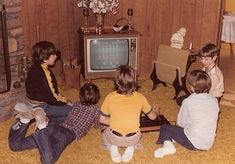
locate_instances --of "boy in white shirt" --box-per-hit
[176,43,224,105]
[154,70,220,158]
[200,43,224,102]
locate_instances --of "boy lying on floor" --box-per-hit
[8,83,100,164]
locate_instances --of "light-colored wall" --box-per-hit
[221,0,235,49]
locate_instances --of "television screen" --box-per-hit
[89,39,129,70]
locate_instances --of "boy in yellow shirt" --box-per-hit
[99,65,159,163]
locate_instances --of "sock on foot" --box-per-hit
[154,140,176,158]
[110,145,121,163]
[34,108,47,130]
[122,146,134,162]
[20,118,31,124]
[36,122,47,130]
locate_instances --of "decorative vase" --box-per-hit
[95,13,104,35]
[83,8,89,34]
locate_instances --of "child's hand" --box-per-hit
[67,101,73,106]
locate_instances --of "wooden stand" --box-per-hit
[79,27,141,80]
[150,50,197,99]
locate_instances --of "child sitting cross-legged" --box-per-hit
[154,70,220,158]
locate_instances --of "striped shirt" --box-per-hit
[61,102,100,140]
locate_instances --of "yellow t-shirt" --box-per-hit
[101,91,151,135]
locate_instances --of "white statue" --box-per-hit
[170,27,186,49]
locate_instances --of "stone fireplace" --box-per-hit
[0,0,26,121]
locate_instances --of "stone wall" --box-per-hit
[0,87,26,121]
[0,0,26,121]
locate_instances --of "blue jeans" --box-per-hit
[37,103,72,123]
[9,122,75,164]
[156,124,196,150]
[8,122,37,151]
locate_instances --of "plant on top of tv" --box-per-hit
[77,0,119,14]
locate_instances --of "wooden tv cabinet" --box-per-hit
[79,28,141,80]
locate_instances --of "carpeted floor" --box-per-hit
[220,48,235,108]
[0,78,235,164]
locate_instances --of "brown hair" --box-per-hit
[80,82,100,105]
[199,43,219,58]
[114,65,137,95]
[188,70,211,94]
[32,41,59,64]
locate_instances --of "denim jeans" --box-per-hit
[41,103,72,123]
[9,122,75,164]
[156,124,196,150]
[8,122,37,151]
[33,123,75,164]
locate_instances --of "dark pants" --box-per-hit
[8,122,37,151]
[8,122,75,164]
[39,103,72,124]
[156,124,196,150]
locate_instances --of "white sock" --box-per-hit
[37,122,47,130]
[109,145,121,163]
[122,146,134,162]
[34,108,47,130]
[154,140,176,158]
[20,118,31,124]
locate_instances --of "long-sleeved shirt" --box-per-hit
[61,102,100,140]
[25,63,66,106]
[177,93,220,150]
[203,65,224,98]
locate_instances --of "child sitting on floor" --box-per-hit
[154,70,220,158]
[25,41,72,123]
[99,65,159,163]
[9,83,101,164]
[177,43,224,105]
[200,43,224,102]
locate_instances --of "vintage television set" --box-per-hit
[81,31,140,79]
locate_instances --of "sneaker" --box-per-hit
[154,141,176,158]
[14,103,34,124]
[11,121,22,131]
[33,107,48,130]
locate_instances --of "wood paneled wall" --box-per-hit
[22,0,224,78]
[22,0,82,61]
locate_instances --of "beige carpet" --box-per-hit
[219,47,235,108]
[0,79,235,164]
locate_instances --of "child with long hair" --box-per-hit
[25,41,71,123]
